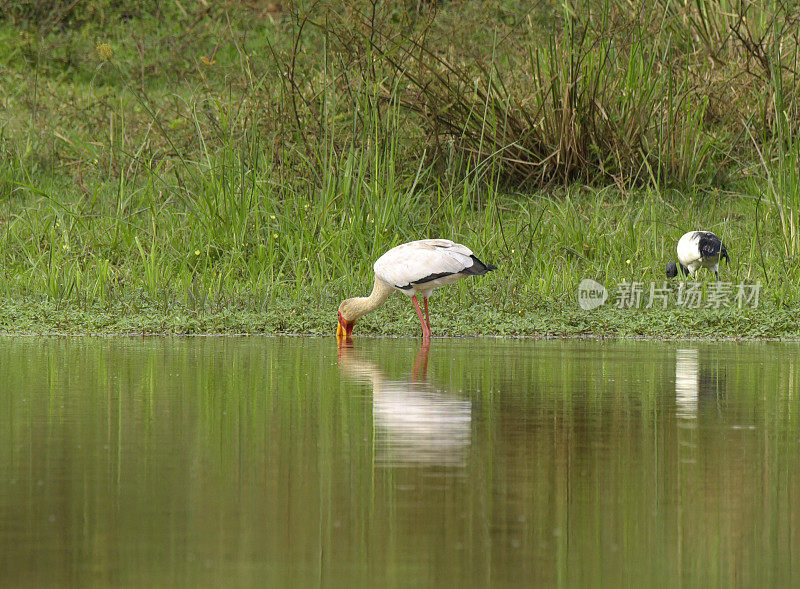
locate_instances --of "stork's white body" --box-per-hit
[676,231,725,277]
[373,239,482,297]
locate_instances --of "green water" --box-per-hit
[0,337,798,587]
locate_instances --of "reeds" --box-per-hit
[0,0,799,318]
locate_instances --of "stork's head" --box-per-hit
[337,300,357,340]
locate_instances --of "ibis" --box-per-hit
[666,231,729,280]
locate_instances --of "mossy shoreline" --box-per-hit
[1,297,796,340]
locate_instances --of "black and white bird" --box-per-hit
[666,231,729,280]
[337,239,497,340]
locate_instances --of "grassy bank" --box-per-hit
[0,1,799,337]
[0,179,795,337]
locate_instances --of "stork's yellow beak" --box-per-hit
[337,312,354,339]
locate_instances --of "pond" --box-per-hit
[1,337,798,586]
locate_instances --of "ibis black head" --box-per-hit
[666,262,678,278]
[666,262,688,278]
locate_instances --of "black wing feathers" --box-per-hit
[697,232,728,262]
[410,271,455,286]
[719,243,730,263]
[398,255,497,289]
[458,255,498,276]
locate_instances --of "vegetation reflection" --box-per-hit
[0,338,798,586]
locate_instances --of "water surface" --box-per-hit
[1,337,798,587]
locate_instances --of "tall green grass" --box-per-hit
[2,135,797,314]
[0,0,799,327]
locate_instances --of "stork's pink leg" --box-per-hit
[411,295,432,339]
[412,341,431,381]
[423,298,431,330]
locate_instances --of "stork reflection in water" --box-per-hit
[337,343,472,467]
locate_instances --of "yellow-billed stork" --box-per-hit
[666,231,730,280]
[337,239,497,340]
